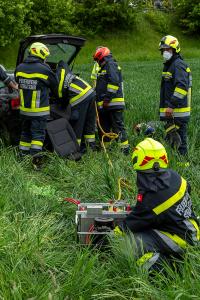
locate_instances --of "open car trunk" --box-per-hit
[0,34,86,159]
[17,34,86,71]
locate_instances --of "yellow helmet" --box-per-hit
[159,35,180,53]
[29,42,50,60]
[132,138,168,172]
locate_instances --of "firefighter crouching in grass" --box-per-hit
[93,47,130,155]
[115,138,199,272]
[15,42,58,169]
[159,35,192,159]
[56,61,96,153]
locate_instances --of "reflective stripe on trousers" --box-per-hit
[137,252,160,270]
[183,219,200,243]
[84,134,95,142]
[31,140,43,150]
[19,141,31,151]
[153,229,186,253]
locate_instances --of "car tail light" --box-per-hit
[11,97,20,110]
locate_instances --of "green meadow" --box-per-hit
[1,15,200,298]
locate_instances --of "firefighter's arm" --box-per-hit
[48,70,59,98]
[105,62,120,101]
[0,65,18,89]
[0,65,11,85]
[169,63,189,108]
[122,202,156,233]
[8,81,18,90]
[91,62,99,84]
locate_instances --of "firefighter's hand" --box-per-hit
[8,81,18,90]
[114,225,124,236]
[103,99,110,109]
[165,107,173,117]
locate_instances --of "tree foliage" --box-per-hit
[0,0,32,47]
[1,0,199,48]
[71,0,136,35]
[174,0,200,33]
[0,0,136,46]
[24,0,80,36]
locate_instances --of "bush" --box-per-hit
[0,0,32,47]
[174,0,200,34]
[24,0,80,36]
[144,10,170,33]
[71,0,136,36]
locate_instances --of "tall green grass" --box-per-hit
[0,55,200,298]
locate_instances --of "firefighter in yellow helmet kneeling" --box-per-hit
[115,138,199,272]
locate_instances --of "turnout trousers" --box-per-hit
[98,109,129,151]
[69,94,96,150]
[132,229,185,272]
[19,115,48,156]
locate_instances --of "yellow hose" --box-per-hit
[95,102,132,201]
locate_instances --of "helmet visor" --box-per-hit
[159,43,171,50]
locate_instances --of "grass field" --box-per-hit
[0,55,200,299]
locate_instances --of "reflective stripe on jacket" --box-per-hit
[15,56,58,117]
[91,62,101,80]
[57,61,94,107]
[159,54,192,121]
[123,169,199,246]
[95,55,125,110]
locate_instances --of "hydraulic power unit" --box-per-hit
[74,201,131,244]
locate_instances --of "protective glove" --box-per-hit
[103,99,110,109]
[165,107,173,117]
[113,225,124,236]
[164,122,181,150]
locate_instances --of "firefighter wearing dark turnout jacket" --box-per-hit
[15,42,58,157]
[56,61,96,150]
[159,35,192,156]
[93,47,129,154]
[115,138,199,272]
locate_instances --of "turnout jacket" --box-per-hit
[160,54,192,121]
[57,61,94,107]
[123,169,199,246]
[15,56,58,117]
[91,62,101,81]
[96,55,125,110]
[0,65,12,85]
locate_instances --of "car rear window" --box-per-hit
[24,43,76,64]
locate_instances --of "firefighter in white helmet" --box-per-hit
[159,35,192,157]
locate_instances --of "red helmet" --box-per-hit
[93,47,110,62]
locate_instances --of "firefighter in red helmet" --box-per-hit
[93,47,130,154]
